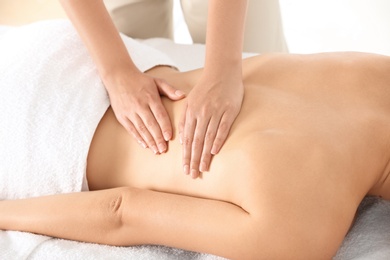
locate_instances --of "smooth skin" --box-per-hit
[1,52,390,259]
[59,0,248,178]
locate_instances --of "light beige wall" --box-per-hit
[0,0,67,25]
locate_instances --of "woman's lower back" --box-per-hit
[88,51,390,208]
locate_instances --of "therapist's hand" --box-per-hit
[179,71,244,178]
[106,70,185,154]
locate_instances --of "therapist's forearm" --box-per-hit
[204,0,248,76]
[59,0,139,91]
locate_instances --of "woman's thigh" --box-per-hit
[103,0,174,39]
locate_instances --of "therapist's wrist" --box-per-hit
[101,66,143,94]
[204,54,242,74]
[203,62,242,83]
[100,63,141,93]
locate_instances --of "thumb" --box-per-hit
[155,78,185,100]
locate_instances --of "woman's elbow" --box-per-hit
[93,187,135,246]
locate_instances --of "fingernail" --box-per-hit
[200,162,207,172]
[184,165,190,175]
[163,131,171,141]
[175,90,185,96]
[139,141,147,149]
[191,169,198,179]
[211,145,218,155]
[158,143,166,153]
[179,135,183,145]
[151,145,159,155]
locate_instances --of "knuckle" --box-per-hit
[183,136,192,146]
[218,121,230,134]
[144,91,154,100]
[116,114,127,123]
[144,119,156,129]
[213,136,224,147]
[205,131,215,142]
[186,108,196,119]
[222,99,233,108]
[182,152,191,163]
[144,136,154,145]
[121,122,131,133]
[224,102,234,110]
[128,127,138,137]
[154,135,165,145]
[137,123,148,134]
[200,106,209,117]
[183,156,190,163]
[202,153,211,163]
[191,157,201,167]
[192,137,204,148]
[154,110,168,121]
[120,122,133,135]
[131,94,145,105]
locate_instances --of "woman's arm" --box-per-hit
[59,0,184,154]
[179,0,248,178]
[0,187,254,259]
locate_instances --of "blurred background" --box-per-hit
[173,0,390,55]
[1,0,389,55]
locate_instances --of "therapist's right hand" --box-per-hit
[105,70,185,154]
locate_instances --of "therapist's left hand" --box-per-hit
[179,71,244,179]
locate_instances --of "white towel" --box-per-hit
[0,19,177,200]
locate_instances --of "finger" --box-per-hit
[178,103,187,145]
[190,119,209,179]
[123,118,148,149]
[211,113,236,155]
[199,117,219,172]
[189,117,210,179]
[141,108,169,154]
[133,114,160,155]
[182,113,196,176]
[115,113,148,149]
[155,78,185,100]
[149,100,173,142]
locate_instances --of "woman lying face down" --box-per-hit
[1,23,390,260]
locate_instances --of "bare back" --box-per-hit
[86,52,390,257]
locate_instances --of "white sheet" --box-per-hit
[0,20,389,259]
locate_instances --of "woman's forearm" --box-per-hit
[204,0,248,76]
[0,187,251,258]
[59,0,139,90]
[0,188,128,244]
